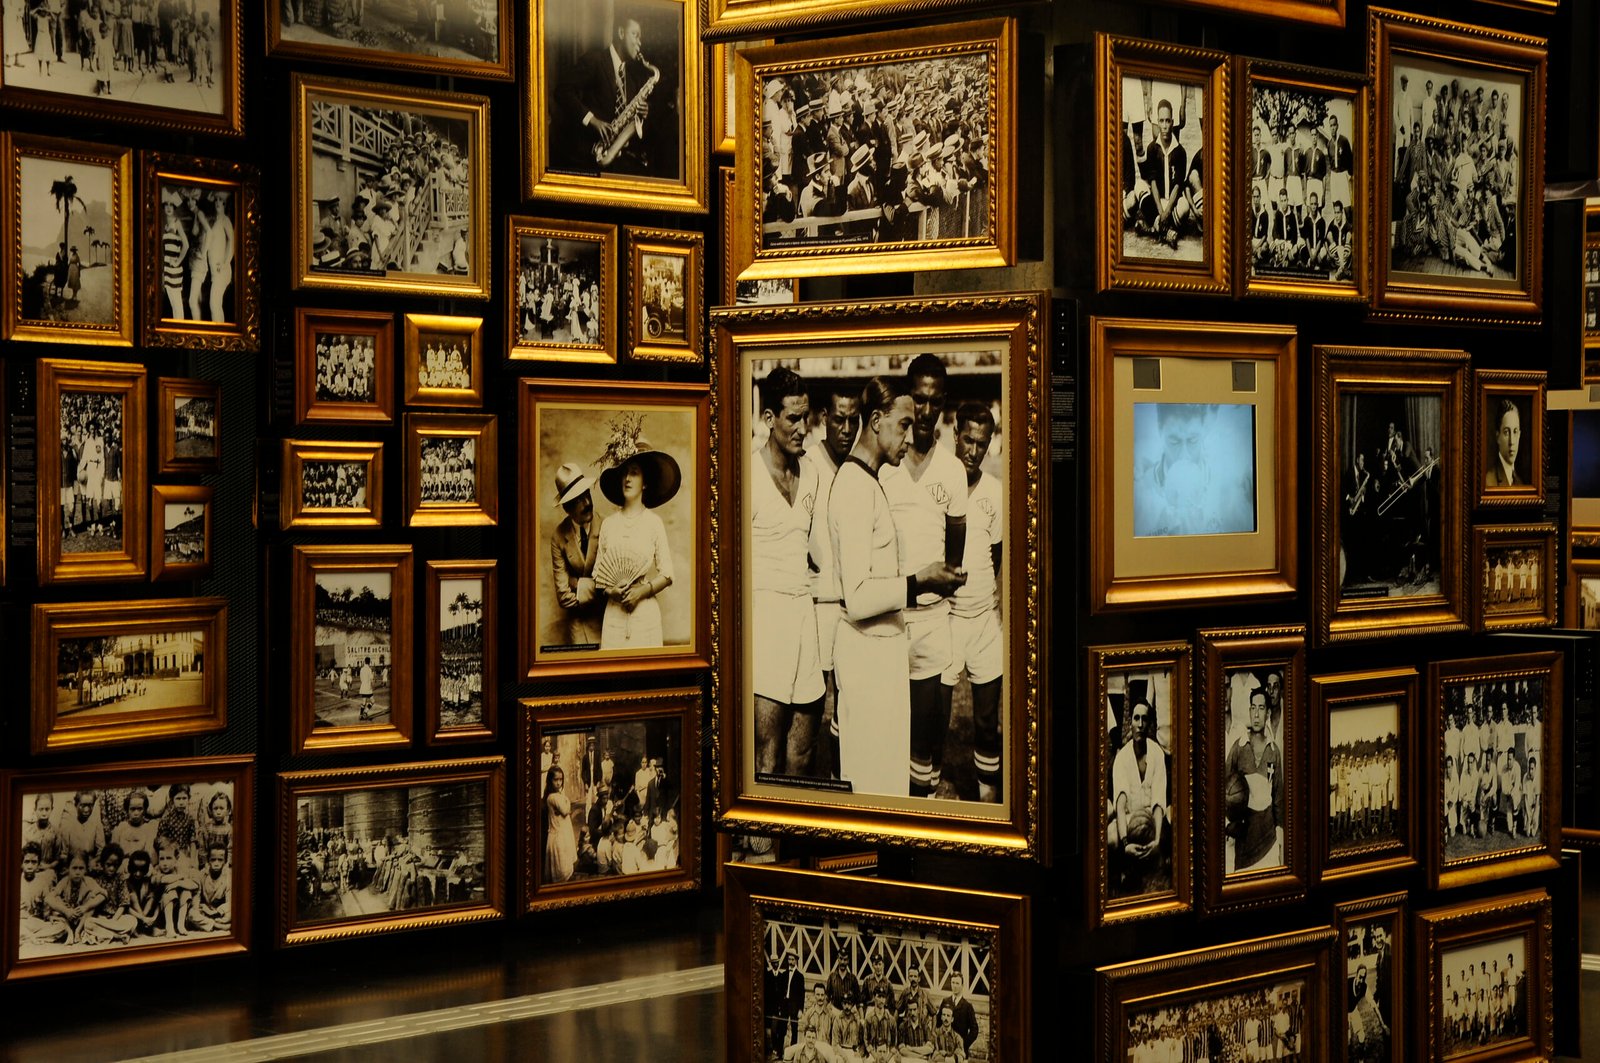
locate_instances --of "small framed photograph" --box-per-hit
[1571,408,1600,546]
[1096,927,1334,1061]
[625,226,702,364]
[719,166,796,306]
[1428,651,1561,889]
[404,314,482,408]
[1087,640,1193,928]
[507,215,616,364]
[1096,34,1230,295]
[1370,8,1547,323]
[711,39,768,155]
[403,413,497,527]
[156,377,220,474]
[1335,892,1407,1063]
[31,598,227,754]
[276,757,506,948]
[526,0,708,213]
[266,0,513,81]
[1311,667,1420,884]
[519,687,700,912]
[1415,888,1553,1062]
[1197,625,1308,913]
[279,439,383,531]
[733,19,1017,282]
[39,357,146,585]
[1472,523,1556,631]
[1090,317,1298,611]
[289,544,413,754]
[293,308,393,426]
[1475,369,1545,507]
[2,754,254,981]
[1567,555,1600,630]
[140,153,259,351]
[517,378,711,680]
[725,863,1031,1063]
[291,74,489,298]
[424,560,497,745]
[1237,59,1370,301]
[3,134,133,345]
[1144,0,1345,25]
[151,484,213,581]
[1314,344,1470,644]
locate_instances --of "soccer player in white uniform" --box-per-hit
[807,384,859,778]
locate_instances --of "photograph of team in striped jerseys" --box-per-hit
[1441,678,1543,860]
[1125,980,1307,1062]
[1119,75,1206,262]
[1327,699,1401,854]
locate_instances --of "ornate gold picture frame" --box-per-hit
[424,560,497,746]
[1148,0,1345,24]
[266,0,514,81]
[507,214,616,365]
[1471,523,1557,632]
[279,439,384,531]
[1474,369,1545,509]
[1335,891,1407,1063]
[403,314,483,409]
[403,412,498,527]
[625,225,702,364]
[705,0,1022,38]
[150,484,213,582]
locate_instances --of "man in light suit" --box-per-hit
[550,462,605,648]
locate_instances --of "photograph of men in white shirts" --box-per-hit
[806,383,860,778]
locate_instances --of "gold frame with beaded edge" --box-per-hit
[424,560,499,746]
[280,439,384,532]
[404,314,484,409]
[506,215,617,365]
[1470,523,1557,632]
[265,0,515,80]
[1475,369,1545,509]
[1334,891,1408,1063]
[625,226,703,364]
[403,413,498,528]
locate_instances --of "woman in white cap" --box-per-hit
[593,421,682,650]
[549,462,605,648]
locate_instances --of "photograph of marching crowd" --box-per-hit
[274,0,502,69]
[1118,75,1205,263]
[313,332,379,404]
[155,178,235,324]
[1327,700,1401,855]
[433,576,485,730]
[514,230,604,349]
[1220,666,1288,877]
[1246,84,1356,284]
[1338,392,1444,601]
[54,629,206,720]
[1102,669,1175,902]
[743,348,1006,806]
[311,570,393,728]
[1439,936,1528,1057]
[417,436,476,504]
[16,152,118,326]
[58,390,126,555]
[170,391,215,460]
[1440,676,1544,862]
[1125,979,1308,1062]
[301,460,367,511]
[1342,918,1396,1063]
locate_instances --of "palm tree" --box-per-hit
[82,226,95,265]
[50,175,83,254]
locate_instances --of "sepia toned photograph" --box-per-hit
[1476,370,1545,507]
[1119,73,1206,264]
[1439,935,1528,1057]
[151,483,211,581]
[425,561,495,743]
[58,389,128,557]
[280,439,383,530]
[268,0,511,80]
[509,216,614,363]
[1417,890,1552,1063]
[626,226,701,362]
[141,155,258,351]
[1473,524,1555,631]
[405,314,482,407]
[404,413,496,527]
[293,309,392,426]
[639,252,685,342]
[1336,894,1405,1063]
[156,377,218,475]
[1327,700,1401,857]
[1131,402,1257,538]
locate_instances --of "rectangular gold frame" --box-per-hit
[1090,317,1298,612]
[140,153,260,352]
[156,377,220,477]
[424,560,498,745]
[265,0,514,81]
[3,134,134,346]
[1097,34,1231,295]
[291,74,490,298]
[733,18,1017,281]
[524,0,708,213]
[704,0,1022,39]
[719,166,797,306]
[1570,408,1600,546]
[625,226,703,364]
[31,597,227,754]
[1313,344,1470,644]
[151,484,214,582]
[403,413,498,527]
[518,687,701,912]
[1148,0,1345,24]
[711,39,769,155]
[1426,652,1562,890]
[1310,667,1421,885]
[1086,640,1193,928]
[1471,523,1557,631]
[276,757,506,948]
[711,293,1047,858]
[1368,7,1547,324]
[1566,555,1600,630]
[293,308,395,426]
[280,439,385,531]
[38,357,147,585]
[506,215,618,365]
[403,313,484,408]
[289,544,414,754]
[1475,369,1545,508]
[1334,891,1408,1063]
[726,864,1031,1063]
[1413,889,1553,1062]
[1,754,254,981]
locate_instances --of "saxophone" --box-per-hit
[594,54,660,167]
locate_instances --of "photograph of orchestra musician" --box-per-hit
[1338,393,1444,601]
[1247,85,1356,284]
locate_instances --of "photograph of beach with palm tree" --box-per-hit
[18,153,116,326]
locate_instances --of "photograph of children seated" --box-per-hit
[18,781,235,957]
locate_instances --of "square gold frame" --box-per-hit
[506,215,618,365]
[265,0,515,81]
[151,484,214,582]
[424,560,498,745]
[280,439,385,531]
[625,225,703,364]
[1334,891,1408,1063]
[31,597,228,754]
[719,166,796,306]
[156,377,220,475]
[38,357,147,585]
[1471,523,1557,631]
[1475,369,1545,508]
[293,309,394,426]
[1566,555,1600,630]
[404,413,498,527]
[1090,317,1298,612]
[404,314,484,408]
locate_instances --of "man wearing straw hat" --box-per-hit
[844,145,880,242]
[550,462,605,649]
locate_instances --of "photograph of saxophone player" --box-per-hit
[548,2,684,180]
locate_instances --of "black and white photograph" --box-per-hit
[273,0,504,72]
[162,501,205,566]
[154,178,235,325]
[415,334,472,393]
[1125,978,1310,1062]
[418,436,475,504]
[1102,668,1175,902]
[515,230,605,348]
[313,332,378,404]
[736,277,795,306]
[1343,917,1397,1063]
[311,570,393,729]
[1247,83,1357,284]
[1482,394,1531,489]
[1439,936,1528,1058]
[637,251,686,343]
[54,630,206,720]
[1221,665,1286,876]
[1439,677,1545,862]
[435,576,485,730]
[170,392,215,460]
[1328,700,1401,856]
[1131,402,1256,538]
[1338,392,1443,601]
[1577,575,1600,631]
[302,460,367,511]
[1481,546,1543,617]
[16,152,118,326]
[1119,74,1206,263]
[58,390,126,556]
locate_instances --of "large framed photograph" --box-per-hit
[725,863,1030,1063]
[1567,556,1600,630]
[518,687,700,912]
[140,153,259,351]
[404,313,482,408]
[289,544,414,754]
[31,598,227,755]
[507,214,616,364]
[517,378,710,680]
[1414,888,1553,1062]
[625,225,702,364]
[1335,892,1407,1063]
[279,439,384,531]
[156,377,220,475]
[525,0,707,213]
[712,293,1046,856]
[1087,641,1192,928]
[1311,667,1420,885]
[293,308,393,426]
[720,166,796,306]
[404,413,497,527]
[1475,369,1545,508]
[1090,317,1298,612]
[277,757,505,948]
[0,0,242,137]
[1313,344,1470,644]
[3,134,133,345]
[1472,523,1557,631]
[38,357,146,585]
[1095,928,1335,1062]
[291,74,489,298]
[1097,34,1230,295]
[1427,651,1561,889]
[151,483,213,582]
[733,19,1016,283]
[1370,8,1547,323]
[1237,59,1370,301]
[424,560,497,746]
[2,755,253,981]
[1197,625,1308,914]
[267,0,513,81]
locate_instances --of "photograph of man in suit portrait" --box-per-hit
[1482,395,1530,490]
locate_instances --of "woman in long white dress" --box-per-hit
[592,436,681,651]
[543,766,577,883]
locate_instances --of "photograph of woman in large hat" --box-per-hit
[591,415,682,651]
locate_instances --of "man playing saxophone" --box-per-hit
[558,11,660,177]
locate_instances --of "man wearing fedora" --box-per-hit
[550,462,605,650]
[844,145,880,242]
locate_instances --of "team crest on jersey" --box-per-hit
[928,483,951,506]
[976,497,997,521]
[800,492,815,515]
